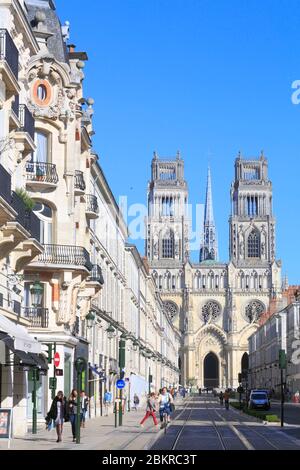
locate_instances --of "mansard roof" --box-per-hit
[25,0,69,64]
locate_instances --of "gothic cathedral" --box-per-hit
[146,152,282,388]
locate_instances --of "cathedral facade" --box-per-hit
[146,152,282,388]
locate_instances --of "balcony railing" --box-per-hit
[37,244,92,271]
[0,164,12,203]
[0,29,19,80]
[88,264,104,285]
[86,194,99,215]
[18,104,35,141]
[74,170,86,192]
[26,162,59,185]
[24,210,41,241]
[23,307,49,328]
[10,191,41,240]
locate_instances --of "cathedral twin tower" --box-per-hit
[146,152,281,388]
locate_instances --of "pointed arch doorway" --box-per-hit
[203,352,219,388]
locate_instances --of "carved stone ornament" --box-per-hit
[163,301,178,321]
[245,300,265,323]
[27,58,76,123]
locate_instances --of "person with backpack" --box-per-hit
[140,392,158,427]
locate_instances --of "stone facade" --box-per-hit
[146,151,282,388]
[0,0,179,437]
[248,291,300,396]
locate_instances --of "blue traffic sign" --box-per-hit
[116,379,125,389]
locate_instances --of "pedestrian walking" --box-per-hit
[140,392,158,428]
[80,390,89,428]
[45,390,69,443]
[158,387,174,428]
[68,389,78,442]
[133,393,140,411]
[198,387,202,396]
[103,389,112,416]
[122,389,127,414]
[224,389,230,410]
[219,391,224,406]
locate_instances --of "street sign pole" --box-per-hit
[118,338,126,427]
[281,368,284,427]
[32,368,38,434]
[51,342,57,400]
[75,357,86,444]
[279,349,286,428]
[119,388,123,427]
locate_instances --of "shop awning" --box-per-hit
[0,333,37,367]
[0,312,41,354]
[89,364,103,376]
[30,353,48,371]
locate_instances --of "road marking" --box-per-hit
[213,408,255,450]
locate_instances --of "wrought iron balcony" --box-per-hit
[0,29,19,80]
[18,104,35,142]
[10,191,41,240]
[0,164,12,203]
[37,244,92,271]
[86,194,99,218]
[25,162,59,186]
[74,170,86,193]
[87,264,104,285]
[23,307,49,328]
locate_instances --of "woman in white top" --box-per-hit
[158,387,173,427]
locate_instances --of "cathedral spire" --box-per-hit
[204,166,214,224]
[200,167,218,262]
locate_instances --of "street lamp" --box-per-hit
[106,324,116,339]
[30,280,43,307]
[132,339,139,352]
[86,310,96,329]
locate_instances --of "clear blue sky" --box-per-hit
[57,0,300,284]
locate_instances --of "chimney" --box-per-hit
[67,44,76,53]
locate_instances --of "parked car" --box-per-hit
[248,390,270,410]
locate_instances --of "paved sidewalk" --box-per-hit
[0,399,186,451]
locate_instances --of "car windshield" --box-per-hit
[252,393,267,399]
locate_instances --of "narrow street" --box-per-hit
[150,396,300,451]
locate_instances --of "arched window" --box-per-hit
[247,230,260,258]
[162,229,174,259]
[33,202,53,244]
[165,272,171,290]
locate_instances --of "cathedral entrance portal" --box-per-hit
[204,352,219,388]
